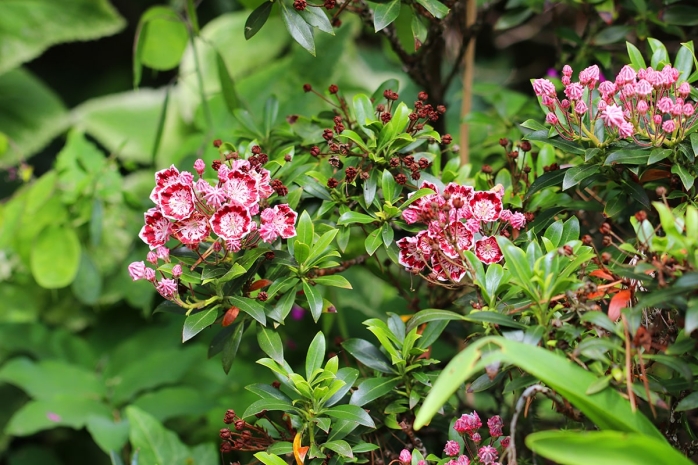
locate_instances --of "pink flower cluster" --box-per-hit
[396,181,526,285]
[129,156,298,300]
[446,412,509,465]
[534,63,697,146]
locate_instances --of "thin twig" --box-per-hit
[503,384,556,465]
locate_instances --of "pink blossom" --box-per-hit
[598,80,616,98]
[662,119,676,133]
[454,411,482,435]
[561,76,571,86]
[597,100,607,112]
[541,95,555,110]
[469,192,502,222]
[150,165,184,203]
[456,455,470,465]
[128,261,147,281]
[194,178,211,196]
[143,268,156,282]
[684,103,695,117]
[194,159,205,176]
[499,209,512,222]
[437,221,474,258]
[600,104,625,128]
[487,415,503,437]
[471,433,482,443]
[444,440,460,456]
[574,100,588,115]
[431,254,467,282]
[156,246,170,261]
[444,182,474,220]
[210,202,253,241]
[146,251,158,264]
[634,79,653,96]
[657,97,674,113]
[259,204,298,243]
[474,237,503,264]
[678,82,691,98]
[172,263,183,278]
[156,278,178,299]
[478,446,499,465]
[621,83,636,98]
[616,65,636,84]
[562,65,573,76]
[402,188,445,224]
[509,212,526,230]
[251,168,275,199]
[500,437,510,449]
[636,100,648,114]
[560,99,570,109]
[203,186,228,209]
[173,212,211,245]
[399,449,411,465]
[532,78,556,96]
[618,121,635,138]
[662,65,679,84]
[397,232,431,272]
[564,83,583,100]
[225,238,242,252]
[224,170,260,210]
[579,65,599,87]
[671,103,684,117]
[217,164,230,182]
[465,218,481,234]
[139,208,171,249]
[159,182,195,221]
[179,171,193,186]
[545,112,559,125]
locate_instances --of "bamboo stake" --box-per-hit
[459,0,477,165]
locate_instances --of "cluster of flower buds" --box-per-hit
[444,412,509,465]
[533,63,697,146]
[128,152,298,301]
[396,181,526,285]
[219,409,280,453]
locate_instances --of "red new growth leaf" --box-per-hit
[608,289,632,321]
[590,269,614,281]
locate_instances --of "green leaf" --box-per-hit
[496,236,532,283]
[648,38,669,68]
[381,224,394,247]
[136,7,188,72]
[258,326,284,364]
[353,94,376,126]
[663,6,698,26]
[675,391,698,411]
[306,332,326,381]
[312,275,353,289]
[349,377,401,406]
[243,398,294,418]
[245,1,274,40]
[0,0,125,75]
[686,298,698,335]
[405,309,466,332]
[562,165,600,190]
[382,169,399,204]
[323,440,354,458]
[228,296,267,325]
[411,14,427,49]
[626,42,647,70]
[526,430,693,465]
[280,2,315,55]
[524,169,566,200]
[524,130,585,155]
[182,307,219,342]
[414,0,450,18]
[71,251,102,305]
[594,26,631,45]
[216,49,242,114]
[325,405,376,427]
[604,149,651,165]
[342,339,394,373]
[222,322,245,374]
[364,169,378,205]
[414,337,664,440]
[86,415,130,453]
[6,398,111,436]
[675,41,695,82]
[30,225,80,289]
[370,0,401,31]
[0,68,68,168]
[337,212,376,225]
[126,406,190,465]
[131,386,216,422]
[295,211,314,247]
[671,164,694,190]
[255,452,289,465]
[365,228,384,256]
[304,281,324,322]
[299,7,335,35]
[464,311,527,329]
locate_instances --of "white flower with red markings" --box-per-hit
[210,202,253,241]
[139,208,171,248]
[159,182,195,221]
[397,232,431,272]
[474,236,503,264]
[173,212,211,245]
[469,192,503,222]
[260,204,298,243]
[223,170,260,210]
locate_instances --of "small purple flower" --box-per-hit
[291,304,306,321]
[546,68,559,78]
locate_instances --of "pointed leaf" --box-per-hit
[280,3,315,55]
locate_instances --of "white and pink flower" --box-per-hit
[139,208,171,248]
[159,182,195,221]
[210,202,253,241]
[260,204,298,243]
[474,236,503,264]
[469,192,502,222]
[173,212,211,245]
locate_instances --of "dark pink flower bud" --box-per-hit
[545,112,559,125]
[172,263,183,278]
[157,278,178,299]
[562,64,573,76]
[156,246,170,261]
[128,261,147,281]
[657,97,674,113]
[677,82,691,98]
[560,99,570,109]
[146,251,158,264]
[662,119,676,133]
[471,432,482,443]
[653,114,663,125]
[683,103,695,117]
[564,83,583,100]
[477,446,498,465]
[399,449,411,465]
[144,267,156,282]
[194,159,205,176]
[532,78,556,97]
[500,437,510,449]
[444,440,460,456]
[616,65,636,84]
[574,100,588,115]
[636,100,648,114]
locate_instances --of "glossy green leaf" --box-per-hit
[365,228,383,255]
[405,309,466,332]
[325,404,376,427]
[258,326,284,364]
[671,164,694,191]
[312,275,353,289]
[323,440,354,458]
[86,415,130,453]
[303,281,324,322]
[136,7,188,72]
[0,0,125,75]
[524,169,566,200]
[306,332,326,380]
[414,337,664,440]
[370,0,401,31]
[30,225,80,289]
[663,6,698,26]
[299,7,334,35]
[182,307,218,342]
[526,430,692,465]
[349,377,401,406]
[464,311,526,329]
[626,42,647,70]
[6,398,111,436]
[280,2,315,55]
[414,0,449,19]
[126,406,190,465]
[243,398,294,418]
[255,452,289,465]
[295,210,314,247]
[222,322,246,374]
[342,339,394,373]
[228,296,266,325]
[337,212,376,225]
[245,1,274,40]
[562,165,600,190]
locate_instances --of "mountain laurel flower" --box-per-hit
[560,99,570,109]
[156,246,170,261]
[618,121,635,138]
[487,415,504,437]
[478,446,499,465]
[574,100,588,115]
[259,204,298,243]
[128,261,147,281]
[454,411,482,435]
[579,65,599,87]
[474,236,503,264]
[444,440,460,456]
[561,75,571,86]
[500,437,510,449]
[564,83,583,100]
[139,209,171,249]
[662,119,676,133]
[541,95,555,110]
[653,114,663,125]
[173,212,211,245]
[172,263,183,278]
[399,449,411,465]
[471,433,482,443]
[194,158,205,176]
[210,202,253,242]
[156,278,178,299]
[545,112,559,125]
[509,212,527,230]
[455,455,470,465]
[146,251,158,264]
[469,192,503,222]
[532,78,556,96]
[616,65,636,84]
[598,80,616,98]
[678,82,691,98]
[684,103,695,117]
[600,104,625,128]
[671,103,684,116]
[636,100,649,114]
[143,267,156,282]
[657,97,674,113]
